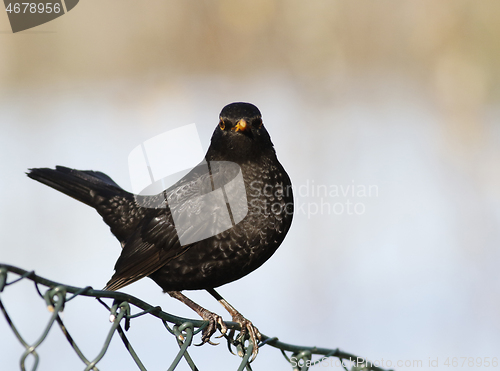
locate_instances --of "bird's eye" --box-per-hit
[219,119,225,130]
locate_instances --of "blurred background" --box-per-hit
[1,1,499,370]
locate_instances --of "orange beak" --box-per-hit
[233,119,248,132]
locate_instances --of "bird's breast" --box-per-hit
[150,159,294,291]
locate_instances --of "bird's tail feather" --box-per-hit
[27,166,125,207]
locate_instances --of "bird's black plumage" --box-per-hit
[28,102,294,295]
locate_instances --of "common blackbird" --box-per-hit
[28,102,294,360]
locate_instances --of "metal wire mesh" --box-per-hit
[0,264,391,371]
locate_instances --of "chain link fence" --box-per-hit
[0,264,391,371]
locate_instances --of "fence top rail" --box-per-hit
[0,263,391,371]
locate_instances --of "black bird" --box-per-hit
[28,102,294,360]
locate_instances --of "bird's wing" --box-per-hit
[104,208,188,291]
[104,161,245,291]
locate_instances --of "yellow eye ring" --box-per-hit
[219,119,225,130]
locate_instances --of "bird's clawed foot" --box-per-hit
[196,310,228,346]
[226,312,262,362]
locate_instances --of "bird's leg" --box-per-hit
[167,291,227,345]
[207,288,261,361]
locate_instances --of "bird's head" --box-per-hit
[208,102,275,161]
